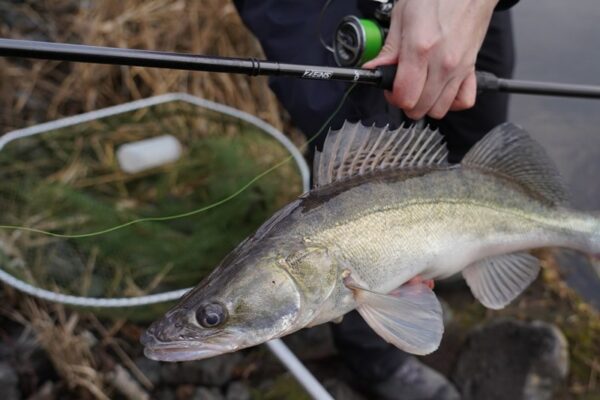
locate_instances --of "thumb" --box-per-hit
[362,42,399,68]
[363,13,401,68]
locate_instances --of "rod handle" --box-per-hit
[376,65,499,92]
[375,65,396,90]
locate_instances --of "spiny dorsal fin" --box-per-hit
[462,123,568,205]
[313,121,448,189]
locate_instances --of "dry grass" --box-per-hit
[0,0,289,135]
[0,2,303,398]
[0,102,302,301]
[12,299,110,400]
[0,0,304,306]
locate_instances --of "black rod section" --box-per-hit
[497,78,600,99]
[475,71,600,99]
[0,38,382,85]
[2,38,600,98]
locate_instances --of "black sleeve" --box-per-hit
[232,0,515,153]
[232,0,402,147]
[496,0,519,11]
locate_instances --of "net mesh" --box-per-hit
[0,99,303,312]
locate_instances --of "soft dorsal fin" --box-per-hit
[313,121,448,189]
[462,123,568,205]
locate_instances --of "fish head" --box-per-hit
[141,246,303,362]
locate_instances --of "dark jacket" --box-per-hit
[233,1,516,159]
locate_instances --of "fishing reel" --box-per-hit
[332,0,396,67]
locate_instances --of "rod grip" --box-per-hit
[376,65,499,92]
[376,65,396,90]
[475,71,500,91]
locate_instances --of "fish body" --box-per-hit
[289,169,596,324]
[142,122,600,361]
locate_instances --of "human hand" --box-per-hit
[363,0,499,120]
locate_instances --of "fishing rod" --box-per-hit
[1,38,600,99]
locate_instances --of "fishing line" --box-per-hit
[318,0,335,53]
[0,84,357,239]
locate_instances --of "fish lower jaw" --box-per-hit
[142,332,239,362]
[143,343,234,362]
[144,347,226,362]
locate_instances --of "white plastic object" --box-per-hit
[117,134,183,173]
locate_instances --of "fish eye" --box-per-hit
[196,302,228,328]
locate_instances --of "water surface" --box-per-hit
[510,0,600,211]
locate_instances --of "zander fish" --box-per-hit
[141,122,600,361]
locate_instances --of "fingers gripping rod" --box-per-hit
[1,38,600,99]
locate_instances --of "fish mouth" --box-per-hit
[141,331,235,362]
[143,344,225,362]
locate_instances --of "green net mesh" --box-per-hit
[0,99,303,310]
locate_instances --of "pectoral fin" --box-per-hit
[346,280,444,355]
[463,252,540,310]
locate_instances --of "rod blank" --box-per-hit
[475,71,600,99]
[0,38,382,86]
[2,38,600,99]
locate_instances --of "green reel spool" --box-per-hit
[333,16,384,67]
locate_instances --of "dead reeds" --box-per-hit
[0,100,302,306]
[0,5,305,397]
[12,299,110,400]
[0,0,286,135]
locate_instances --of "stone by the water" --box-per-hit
[0,361,20,400]
[453,319,569,400]
[160,362,182,385]
[225,381,251,400]
[158,352,242,387]
[193,387,224,400]
[182,353,242,386]
[283,324,337,360]
[155,388,176,400]
[135,356,161,386]
[323,378,366,400]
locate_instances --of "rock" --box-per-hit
[160,353,242,386]
[225,381,251,400]
[283,324,337,360]
[155,388,176,400]
[0,361,20,400]
[135,357,161,386]
[323,378,366,400]
[192,387,224,400]
[0,328,56,386]
[180,353,242,386]
[27,381,55,400]
[453,319,569,400]
[109,364,150,400]
[160,362,182,385]
[176,384,195,400]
